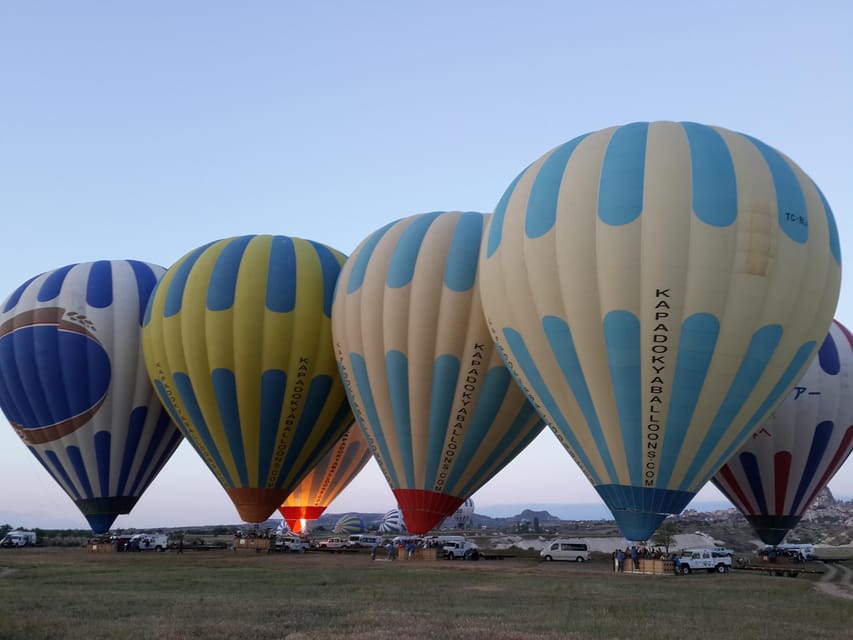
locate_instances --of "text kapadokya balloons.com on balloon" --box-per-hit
[332,211,546,535]
[479,121,842,541]
[0,261,184,533]
[278,423,372,534]
[142,235,354,523]
[712,319,853,545]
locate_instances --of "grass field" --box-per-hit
[0,548,851,640]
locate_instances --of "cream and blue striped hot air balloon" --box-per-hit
[712,319,853,545]
[0,260,184,533]
[142,235,354,523]
[479,121,842,541]
[278,423,372,534]
[332,211,546,535]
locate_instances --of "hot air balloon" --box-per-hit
[479,121,842,541]
[278,423,372,534]
[334,513,366,535]
[712,319,853,545]
[378,508,405,533]
[0,260,184,533]
[142,235,354,523]
[443,498,475,529]
[332,211,546,535]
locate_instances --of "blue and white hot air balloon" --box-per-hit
[479,121,842,541]
[0,260,184,533]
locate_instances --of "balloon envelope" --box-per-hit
[712,319,853,545]
[333,513,365,535]
[378,508,405,533]
[0,260,183,533]
[333,211,546,534]
[142,235,354,523]
[480,121,842,540]
[278,423,372,534]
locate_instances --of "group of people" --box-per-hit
[612,545,679,574]
[372,538,418,560]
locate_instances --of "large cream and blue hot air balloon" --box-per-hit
[278,423,372,534]
[332,211,546,534]
[479,121,842,541]
[0,260,184,533]
[142,235,354,523]
[712,319,853,545]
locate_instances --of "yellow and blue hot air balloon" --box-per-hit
[278,423,372,534]
[332,211,546,534]
[479,121,842,541]
[712,319,853,545]
[142,235,354,523]
[0,260,184,533]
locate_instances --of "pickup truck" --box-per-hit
[678,548,732,574]
[318,537,347,550]
[443,541,480,560]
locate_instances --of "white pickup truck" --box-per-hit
[678,548,732,574]
[443,540,480,560]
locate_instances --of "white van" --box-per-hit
[540,539,590,562]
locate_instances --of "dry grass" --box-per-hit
[0,548,850,639]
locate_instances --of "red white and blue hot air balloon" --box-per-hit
[712,319,853,545]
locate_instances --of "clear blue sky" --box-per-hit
[1,2,850,529]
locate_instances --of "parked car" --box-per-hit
[318,537,347,549]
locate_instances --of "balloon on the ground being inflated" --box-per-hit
[332,211,546,535]
[0,260,184,533]
[712,319,853,545]
[334,512,366,535]
[378,508,405,533]
[278,423,372,534]
[142,235,354,523]
[479,121,842,541]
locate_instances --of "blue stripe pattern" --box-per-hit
[94,431,111,495]
[266,236,297,313]
[2,274,39,312]
[129,261,160,325]
[740,452,766,514]
[118,407,148,494]
[744,134,808,245]
[308,239,345,317]
[525,134,588,239]
[816,187,842,264]
[444,212,482,292]
[595,484,695,540]
[42,449,82,500]
[424,355,459,484]
[542,316,618,484]
[681,122,738,227]
[487,169,526,258]
[503,326,602,486]
[67,445,93,498]
[259,370,287,484]
[131,410,182,496]
[386,350,415,487]
[346,220,397,294]
[386,212,443,289]
[211,368,249,485]
[699,340,817,489]
[162,243,212,319]
[818,332,840,374]
[207,236,253,312]
[603,311,641,486]
[598,122,648,226]
[167,374,235,487]
[350,353,400,487]
[680,324,782,489]
[86,262,114,308]
[656,314,719,487]
[37,264,75,302]
[790,420,833,514]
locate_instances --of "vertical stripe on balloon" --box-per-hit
[598,122,648,226]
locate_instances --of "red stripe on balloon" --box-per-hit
[801,425,853,510]
[717,464,756,515]
[773,451,792,514]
